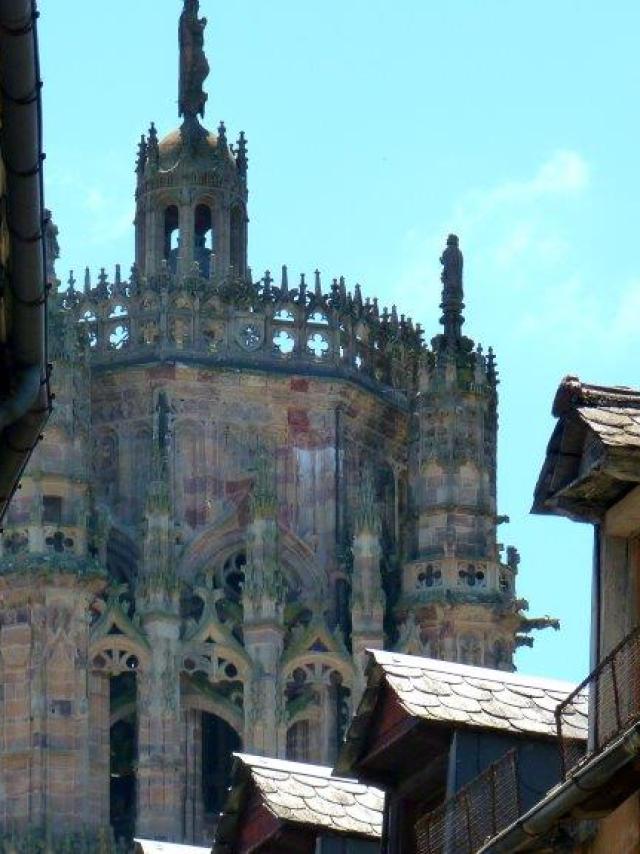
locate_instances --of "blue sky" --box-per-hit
[39,1,640,683]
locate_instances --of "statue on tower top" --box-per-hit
[179,0,210,122]
[439,233,465,344]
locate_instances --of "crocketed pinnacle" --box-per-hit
[439,233,465,345]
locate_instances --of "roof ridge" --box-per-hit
[234,752,370,785]
[369,649,581,693]
[552,376,640,417]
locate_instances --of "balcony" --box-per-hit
[415,751,519,854]
[556,624,640,778]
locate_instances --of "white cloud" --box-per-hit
[85,189,107,213]
[451,150,591,231]
[491,150,590,203]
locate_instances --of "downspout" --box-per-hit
[0,0,51,522]
[589,523,601,751]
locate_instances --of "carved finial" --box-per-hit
[84,267,91,293]
[179,0,210,124]
[67,270,76,293]
[297,273,307,305]
[147,123,159,167]
[136,134,147,175]
[439,233,465,344]
[217,121,227,148]
[236,131,248,178]
[487,346,499,385]
[314,269,322,298]
[280,264,289,295]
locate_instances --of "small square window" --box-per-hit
[42,495,62,524]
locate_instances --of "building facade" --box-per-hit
[0,2,555,848]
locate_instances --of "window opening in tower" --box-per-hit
[194,203,213,277]
[164,205,180,273]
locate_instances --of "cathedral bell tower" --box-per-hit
[134,0,248,281]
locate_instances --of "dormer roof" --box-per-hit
[533,375,640,520]
[336,649,587,778]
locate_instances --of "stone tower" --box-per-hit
[398,234,548,669]
[0,3,556,848]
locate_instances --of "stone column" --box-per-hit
[135,403,183,841]
[242,516,285,757]
[319,681,339,766]
[88,672,110,828]
[0,569,105,837]
[350,470,385,703]
[135,612,183,841]
[351,526,385,701]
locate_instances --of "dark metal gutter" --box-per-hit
[0,0,51,523]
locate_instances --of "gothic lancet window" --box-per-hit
[201,712,241,815]
[164,205,180,273]
[194,203,213,277]
[109,672,137,844]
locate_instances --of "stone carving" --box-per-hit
[179,0,210,122]
[440,233,463,293]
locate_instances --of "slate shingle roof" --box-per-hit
[578,406,640,449]
[533,376,640,517]
[234,753,383,838]
[368,650,587,739]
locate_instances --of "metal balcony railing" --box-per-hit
[555,624,640,778]
[415,750,519,854]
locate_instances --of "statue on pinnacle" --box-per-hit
[179,0,210,123]
[439,233,465,344]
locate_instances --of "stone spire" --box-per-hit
[178,0,210,129]
[439,233,465,345]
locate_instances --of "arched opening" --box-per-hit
[201,711,241,816]
[110,672,138,844]
[194,204,213,277]
[286,720,311,762]
[230,205,245,275]
[164,205,180,273]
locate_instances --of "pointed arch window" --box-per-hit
[194,204,214,277]
[164,205,180,273]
